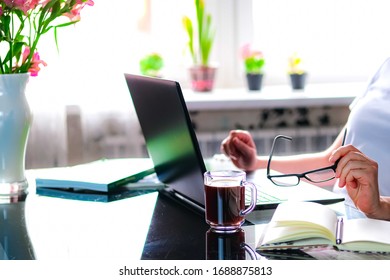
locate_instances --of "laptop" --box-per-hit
[124,74,344,211]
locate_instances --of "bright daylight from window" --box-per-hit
[27,0,390,102]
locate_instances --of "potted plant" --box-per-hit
[288,53,307,90]
[241,44,265,91]
[139,53,164,77]
[182,0,216,92]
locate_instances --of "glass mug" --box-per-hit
[204,170,257,232]
[206,228,257,260]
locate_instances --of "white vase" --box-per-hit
[0,73,32,197]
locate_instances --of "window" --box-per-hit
[28,0,390,101]
[251,0,390,85]
[29,0,195,106]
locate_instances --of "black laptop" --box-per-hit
[124,74,344,211]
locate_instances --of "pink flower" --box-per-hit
[240,43,263,61]
[22,47,47,76]
[39,0,51,5]
[64,0,94,21]
[240,44,251,60]
[4,0,40,14]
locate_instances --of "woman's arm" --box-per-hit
[221,126,346,175]
[260,128,345,173]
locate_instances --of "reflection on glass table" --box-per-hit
[206,228,259,260]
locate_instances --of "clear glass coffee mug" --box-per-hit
[204,170,257,233]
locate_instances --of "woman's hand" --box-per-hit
[329,145,385,219]
[220,130,258,171]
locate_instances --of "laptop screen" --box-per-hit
[124,74,206,208]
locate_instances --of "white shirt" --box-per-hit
[333,57,390,216]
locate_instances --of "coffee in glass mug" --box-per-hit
[204,170,257,232]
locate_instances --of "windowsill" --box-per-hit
[183,82,365,111]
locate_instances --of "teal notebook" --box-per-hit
[35,187,161,202]
[35,158,156,192]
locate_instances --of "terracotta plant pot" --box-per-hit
[189,66,217,92]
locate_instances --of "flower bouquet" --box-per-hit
[0,0,93,197]
[0,0,94,76]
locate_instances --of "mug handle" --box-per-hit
[240,181,257,216]
[241,242,259,260]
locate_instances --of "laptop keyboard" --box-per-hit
[246,186,287,204]
[257,189,284,203]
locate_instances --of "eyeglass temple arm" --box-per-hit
[267,129,347,179]
[267,135,293,176]
[330,128,348,171]
[341,128,347,145]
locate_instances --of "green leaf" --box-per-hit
[196,0,205,62]
[184,0,214,66]
[12,42,25,68]
[200,14,214,66]
[2,15,11,40]
[182,16,196,64]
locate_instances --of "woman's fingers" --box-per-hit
[337,158,375,187]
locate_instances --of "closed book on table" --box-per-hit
[35,158,156,192]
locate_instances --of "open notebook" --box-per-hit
[258,201,390,253]
[124,74,344,211]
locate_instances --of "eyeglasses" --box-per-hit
[267,129,347,187]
